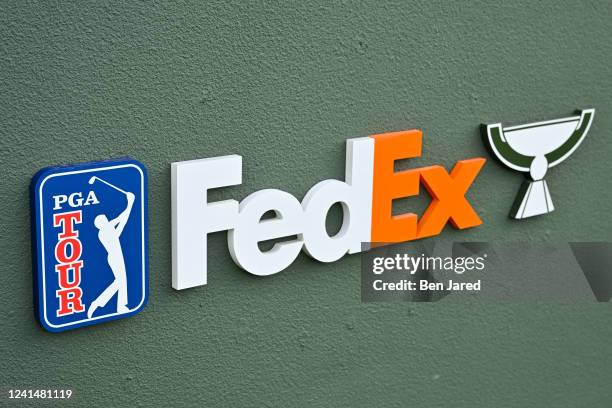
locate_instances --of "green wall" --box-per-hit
[2,1,611,406]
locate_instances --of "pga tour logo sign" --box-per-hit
[31,159,148,332]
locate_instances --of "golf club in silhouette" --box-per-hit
[87,176,135,318]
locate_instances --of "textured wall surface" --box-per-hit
[1,1,611,406]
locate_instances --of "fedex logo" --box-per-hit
[172,130,486,289]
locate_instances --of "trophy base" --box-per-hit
[510,179,554,219]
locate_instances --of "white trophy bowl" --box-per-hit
[503,118,581,158]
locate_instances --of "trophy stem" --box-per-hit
[510,179,554,219]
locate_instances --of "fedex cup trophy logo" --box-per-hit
[483,109,594,219]
[32,159,148,332]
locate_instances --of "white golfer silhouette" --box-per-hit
[87,176,135,318]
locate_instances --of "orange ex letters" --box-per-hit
[171,129,486,290]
